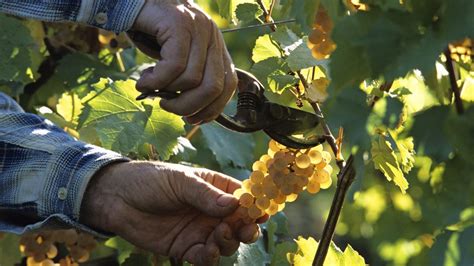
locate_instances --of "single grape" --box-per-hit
[242,179,253,191]
[307,180,321,194]
[286,193,298,203]
[308,27,326,44]
[239,193,254,208]
[256,196,271,210]
[252,161,267,172]
[260,154,272,164]
[46,244,58,259]
[315,169,330,183]
[233,188,244,198]
[248,204,264,219]
[308,149,323,164]
[265,202,279,216]
[273,192,287,204]
[320,176,332,189]
[250,183,264,197]
[250,171,265,184]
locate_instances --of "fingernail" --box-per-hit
[217,194,235,207]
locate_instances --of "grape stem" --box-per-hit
[443,48,464,115]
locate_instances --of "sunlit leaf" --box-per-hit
[371,135,409,193]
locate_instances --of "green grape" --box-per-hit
[250,171,265,184]
[239,193,254,208]
[256,196,270,210]
[295,154,311,168]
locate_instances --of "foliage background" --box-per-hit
[0,0,473,265]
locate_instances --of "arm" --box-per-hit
[0,0,144,33]
[0,92,129,237]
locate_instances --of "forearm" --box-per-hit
[0,92,129,237]
[0,0,145,33]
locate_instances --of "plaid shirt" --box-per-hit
[0,0,145,32]
[0,92,129,237]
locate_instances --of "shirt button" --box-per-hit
[95,12,108,24]
[58,187,68,200]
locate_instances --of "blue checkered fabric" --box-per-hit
[0,0,145,32]
[0,92,129,237]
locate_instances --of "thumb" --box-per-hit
[184,176,239,217]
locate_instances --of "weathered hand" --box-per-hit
[130,0,238,125]
[81,161,261,265]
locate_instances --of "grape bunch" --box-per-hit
[19,229,97,266]
[307,7,336,60]
[233,140,334,220]
[449,38,472,63]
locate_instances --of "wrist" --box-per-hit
[80,162,127,234]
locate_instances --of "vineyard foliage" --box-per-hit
[0,0,473,265]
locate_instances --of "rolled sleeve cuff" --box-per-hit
[76,0,146,33]
[35,142,129,238]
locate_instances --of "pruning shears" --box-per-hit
[129,31,325,149]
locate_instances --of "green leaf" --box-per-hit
[444,106,474,162]
[235,3,263,23]
[235,243,267,266]
[200,123,255,168]
[286,37,328,71]
[216,0,252,21]
[0,14,37,89]
[105,237,135,264]
[371,134,409,193]
[272,27,300,50]
[288,237,366,266]
[270,242,297,266]
[279,0,321,32]
[268,71,299,94]
[389,131,416,174]
[78,79,185,160]
[56,91,83,126]
[252,35,282,63]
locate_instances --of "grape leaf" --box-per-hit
[271,242,297,266]
[78,79,184,160]
[371,135,409,193]
[286,37,327,71]
[288,237,366,266]
[444,106,474,162]
[200,123,255,168]
[56,91,83,126]
[0,14,37,87]
[235,3,263,23]
[236,243,267,266]
[272,27,300,50]
[268,71,299,94]
[390,132,415,174]
[216,0,252,21]
[252,35,282,63]
[279,0,320,32]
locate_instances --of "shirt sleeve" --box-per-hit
[0,92,130,237]
[0,0,145,33]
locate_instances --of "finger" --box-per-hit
[238,223,260,244]
[168,215,220,259]
[197,170,242,194]
[184,242,220,266]
[136,29,191,93]
[214,223,240,256]
[165,17,211,91]
[186,46,238,124]
[183,174,239,217]
[159,33,225,116]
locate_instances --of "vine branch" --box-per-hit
[443,48,464,115]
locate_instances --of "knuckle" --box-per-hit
[170,61,187,74]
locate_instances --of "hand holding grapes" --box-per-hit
[80,162,263,265]
[130,0,238,125]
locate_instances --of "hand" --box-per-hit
[80,161,262,265]
[130,0,238,125]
